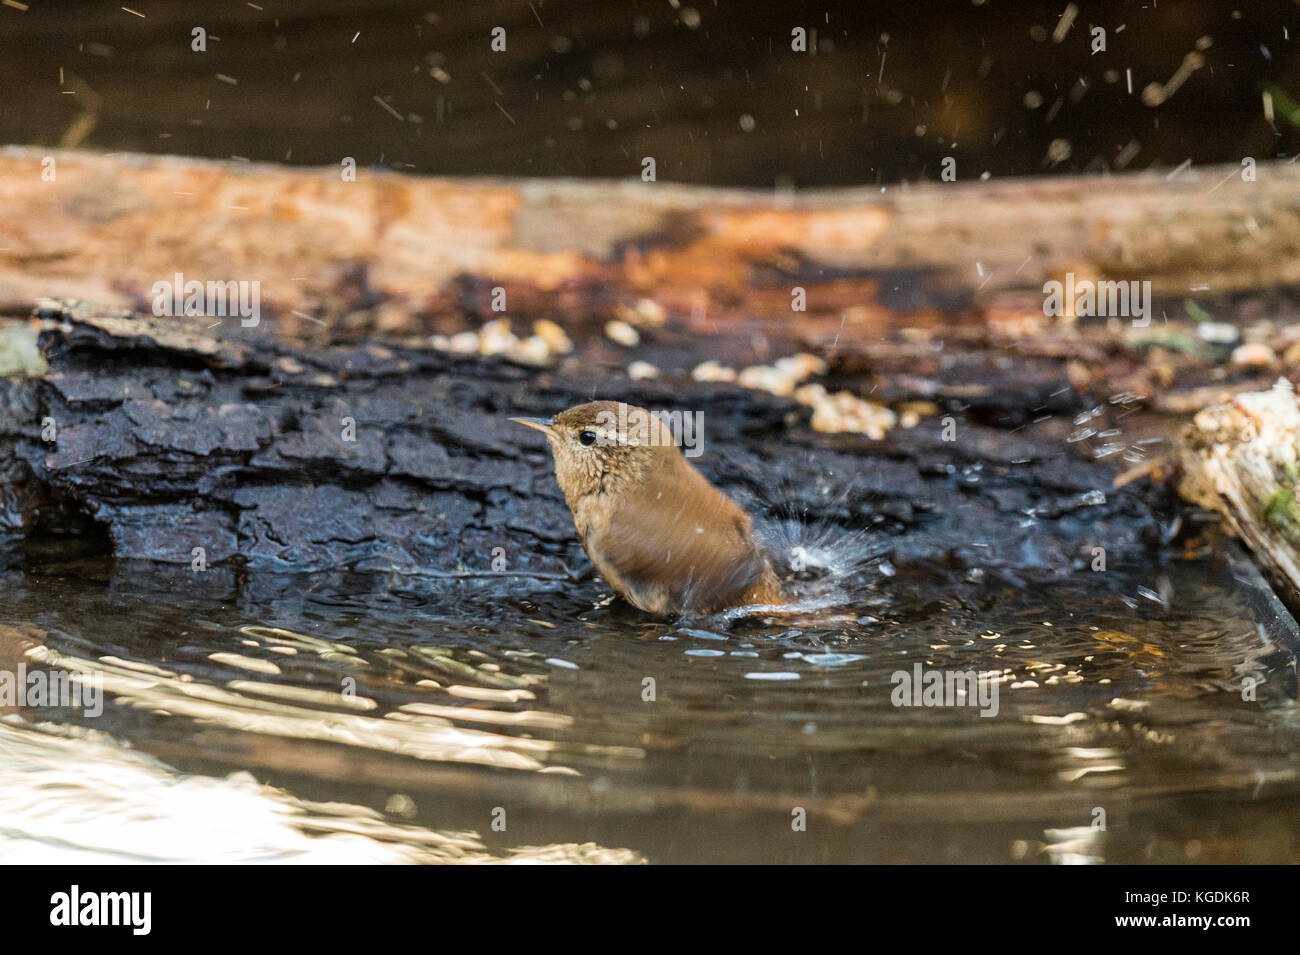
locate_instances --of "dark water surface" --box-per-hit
[2,535,1298,864]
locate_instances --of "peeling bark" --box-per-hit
[1177,378,1300,612]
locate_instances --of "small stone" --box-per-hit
[691,360,736,383]
[808,389,897,439]
[1197,321,1239,344]
[793,383,827,405]
[478,318,516,356]
[1231,342,1276,368]
[773,352,827,382]
[507,335,551,365]
[618,298,667,327]
[447,331,480,354]
[627,360,660,380]
[738,364,795,396]
[532,319,573,354]
[604,319,641,347]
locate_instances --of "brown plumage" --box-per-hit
[511,401,784,615]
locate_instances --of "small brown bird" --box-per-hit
[511,401,784,615]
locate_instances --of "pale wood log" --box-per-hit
[1177,379,1300,610]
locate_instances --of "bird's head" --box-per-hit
[511,400,682,500]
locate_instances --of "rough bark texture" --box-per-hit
[0,302,1164,584]
[1177,378,1300,612]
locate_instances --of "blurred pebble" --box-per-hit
[429,317,573,364]
[533,318,573,354]
[1197,321,1239,344]
[616,298,667,327]
[478,318,514,356]
[692,360,737,383]
[1231,342,1276,368]
[605,319,640,347]
[507,334,551,365]
[807,390,897,439]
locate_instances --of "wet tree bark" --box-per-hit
[1,302,1165,586]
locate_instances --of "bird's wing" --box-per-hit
[590,476,768,613]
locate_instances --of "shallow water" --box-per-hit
[1,532,1297,864]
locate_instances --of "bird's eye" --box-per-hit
[578,430,598,447]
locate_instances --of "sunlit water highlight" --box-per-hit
[0,526,1297,864]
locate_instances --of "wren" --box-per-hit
[512,401,784,615]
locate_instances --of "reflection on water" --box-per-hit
[0,537,1297,864]
[0,720,640,863]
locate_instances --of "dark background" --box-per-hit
[0,0,1298,185]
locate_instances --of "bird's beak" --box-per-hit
[509,416,555,436]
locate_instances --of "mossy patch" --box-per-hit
[1263,485,1300,544]
[0,320,46,378]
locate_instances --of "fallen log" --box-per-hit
[2,147,1296,428]
[3,146,1300,339]
[0,302,1163,589]
[1,149,1296,603]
